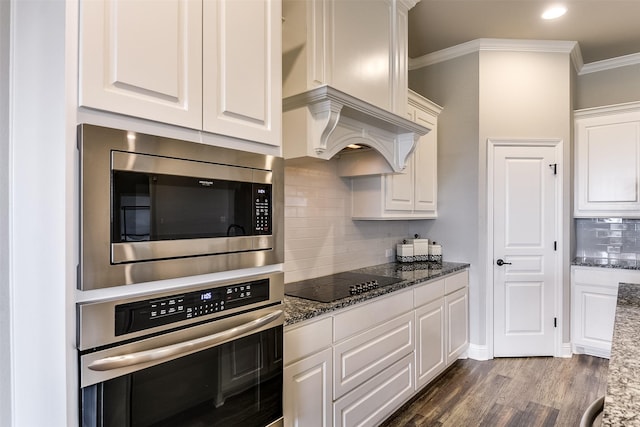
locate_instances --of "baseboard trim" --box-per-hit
[467,343,490,361]
[558,342,573,358]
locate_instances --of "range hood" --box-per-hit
[282,85,431,175]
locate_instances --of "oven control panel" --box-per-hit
[114,278,270,336]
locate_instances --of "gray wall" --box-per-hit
[408,53,482,346]
[0,0,10,422]
[409,49,574,353]
[575,64,640,109]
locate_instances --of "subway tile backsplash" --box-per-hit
[284,158,410,283]
[575,218,640,260]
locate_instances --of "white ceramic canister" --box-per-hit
[396,241,414,263]
[428,241,442,264]
[407,235,429,262]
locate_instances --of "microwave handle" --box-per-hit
[88,309,283,372]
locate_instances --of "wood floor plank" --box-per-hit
[382,355,609,427]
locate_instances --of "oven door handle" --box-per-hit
[87,309,283,372]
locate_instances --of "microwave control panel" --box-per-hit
[114,278,270,336]
[253,184,271,234]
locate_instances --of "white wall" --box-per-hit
[1,0,11,422]
[284,158,410,283]
[6,2,75,426]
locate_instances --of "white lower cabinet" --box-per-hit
[571,266,640,358]
[415,298,446,389]
[333,354,414,427]
[284,269,470,427]
[284,348,333,427]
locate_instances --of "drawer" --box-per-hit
[445,270,468,294]
[572,266,640,288]
[285,316,333,365]
[334,289,412,342]
[414,278,445,307]
[333,311,414,399]
[333,353,414,427]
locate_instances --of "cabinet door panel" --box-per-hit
[284,348,332,427]
[80,0,202,128]
[415,299,446,389]
[585,122,639,203]
[413,109,437,212]
[446,287,469,364]
[203,0,281,146]
[385,165,414,211]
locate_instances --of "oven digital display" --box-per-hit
[114,279,271,336]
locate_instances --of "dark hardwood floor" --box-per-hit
[382,355,609,427]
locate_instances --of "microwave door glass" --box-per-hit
[112,171,253,243]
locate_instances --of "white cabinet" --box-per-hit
[282,0,412,115]
[351,91,442,219]
[79,0,203,129]
[284,317,333,427]
[413,270,468,390]
[571,266,639,358]
[80,0,281,147]
[446,286,469,364]
[574,102,640,217]
[283,269,470,427]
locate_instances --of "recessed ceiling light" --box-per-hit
[542,4,567,20]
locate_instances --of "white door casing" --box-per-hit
[488,139,562,357]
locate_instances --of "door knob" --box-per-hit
[496,259,512,266]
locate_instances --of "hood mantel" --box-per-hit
[283,85,431,173]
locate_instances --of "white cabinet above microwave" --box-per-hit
[79,0,281,147]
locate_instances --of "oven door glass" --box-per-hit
[82,326,283,427]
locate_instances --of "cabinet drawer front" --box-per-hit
[285,317,333,365]
[333,312,414,399]
[334,290,412,342]
[445,270,468,294]
[414,278,445,307]
[333,354,414,427]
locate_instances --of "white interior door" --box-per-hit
[492,143,558,357]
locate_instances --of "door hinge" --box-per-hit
[554,317,557,328]
[554,241,557,251]
[549,163,557,175]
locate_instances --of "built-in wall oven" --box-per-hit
[78,124,284,290]
[78,272,284,427]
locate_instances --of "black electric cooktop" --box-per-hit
[284,272,403,303]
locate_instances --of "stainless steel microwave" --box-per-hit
[78,124,284,290]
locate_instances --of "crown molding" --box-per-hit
[579,52,640,75]
[409,38,582,72]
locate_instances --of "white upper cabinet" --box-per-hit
[351,90,441,219]
[282,0,414,115]
[80,0,281,147]
[574,102,640,217]
[202,0,281,146]
[79,0,203,129]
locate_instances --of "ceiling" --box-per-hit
[407,0,640,64]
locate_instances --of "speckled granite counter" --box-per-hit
[573,257,640,270]
[602,282,640,426]
[284,261,470,326]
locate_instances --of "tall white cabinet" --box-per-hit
[79,0,282,147]
[574,102,640,217]
[351,91,442,219]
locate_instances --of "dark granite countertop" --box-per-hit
[284,261,470,326]
[602,282,640,426]
[572,257,640,270]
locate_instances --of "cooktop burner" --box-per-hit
[284,272,403,303]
